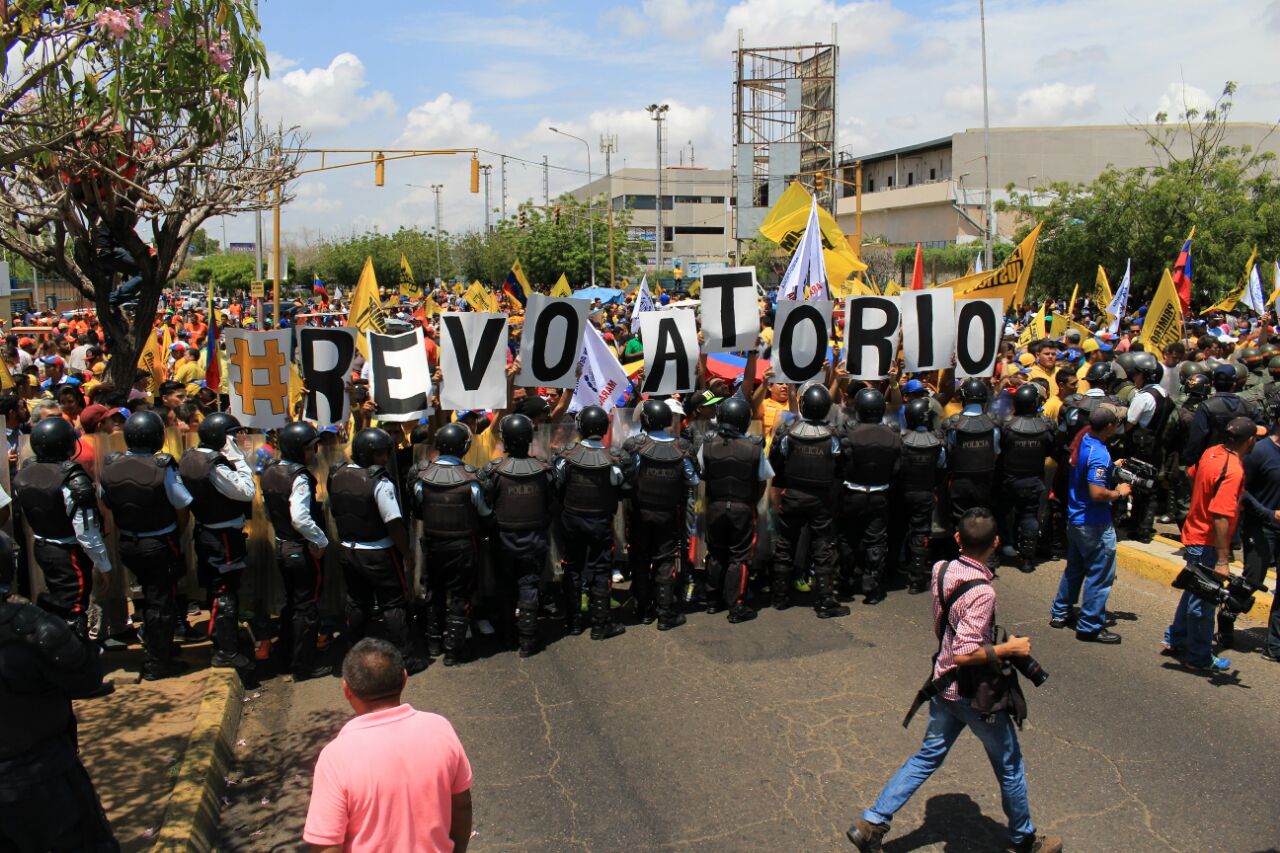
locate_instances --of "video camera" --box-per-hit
[997,626,1049,687]
[1172,566,1267,615]
[1114,457,1158,492]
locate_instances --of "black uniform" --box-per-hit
[837,421,902,597]
[555,440,630,633]
[768,419,841,611]
[1125,387,1176,541]
[99,451,187,671]
[623,432,698,626]
[945,410,999,527]
[699,431,765,613]
[998,414,1055,567]
[261,461,327,676]
[480,455,555,652]
[0,601,118,852]
[898,429,945,591]
[12,459,104,640]
[1184,392,1258,465]
[411,458,485,660]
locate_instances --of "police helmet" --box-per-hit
[1269,355,1280,380]
[903,397,935,431]
[123,410,166,454]
[1179,361,1209,381]
[1012,383,1041,417]
[351,427,394,467]
[853,388,886,423]
[1185,373,1211,398]
[1131,352,1161,382]
[197,411,244,449]
[433,422,472,458]
[959,377,989,405]
[1233,362,1249,384]
[1240,346,1264,368]
[716,396,752,435]
[278,422,319,464]
[1260,342,1279,362]
[1084,360,1118,388]
[1115,352,1139,377]
[499,413,534,455]
[31,416,77,463]
[640,398,672,433]
[576,405,609,440]
[799,383,832,421]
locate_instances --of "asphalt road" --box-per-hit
[218,559,1280,853]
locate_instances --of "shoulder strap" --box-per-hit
[933,571,991,642]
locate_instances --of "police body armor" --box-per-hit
[1000,416,1054,479]
[100,452,178,535]
[328,463,391,543]
[261,462,319,542]
[0,602,90,762]
[840,423,900,487]
[1263,382,1280,423]
[777,421,835,494]
[488,456,551,531]
[1059,393,1116,441]
[559,442,620,518]
[702,434,760,504]
[417,462,479,539]
[945,413,997,476]
[900,431,943,493]
[12,461,85,540]
[179,450,251,526]
[1126,390,1176,462]
[626,435,690,512]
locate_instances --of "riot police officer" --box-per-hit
[99,411,192,680]
[898,398,945,593]
[178,412,255,671]
[554,405,629,641]
[838,388,901,603]
[769,384,848,619]
[944,378,1000,531]
[411,422,490,665]
[998,384,1055,573]
[13,417,112,641]
[481,414,555,657]
[1162,370,1212,526]
[699,396,771,623]
[331,427,424,672]
[1184,363,1260,465]
[1260,356,1280,423]
[261,422,332,681]
[1124,353,1175,542]
[624,398,700,630]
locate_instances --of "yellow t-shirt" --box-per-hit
[1042,396,1062,423]
[1027,365,1058,398]
[174,360,205,386]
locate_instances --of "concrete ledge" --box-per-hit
[153,669,244,853]
[1117,537,1275,622]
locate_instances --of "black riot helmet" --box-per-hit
[499,414,534,457]
[799,383,832,421]
[1084,360,1119,389]
[433,422,472,458]
[278,422,319,464]
[31,416,77,462]
[197,411,244,449]
[576,405,609,440]
[1012,383,1041,417]
[1131,351,1162,384]
[1269,355,1280,380]
[123,410,166,454]
[959,377,989,405]
[903,397,935,431]
[716,396,752,435]
[1185,372,1211,399]
[853,388,886,423]
[640,398,672,432]
[351,427,394,467]
[1114,352,1138,378]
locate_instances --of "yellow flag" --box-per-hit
[759,181,867,287]
[0,357,15,391]
[883,280,901,296]
[465,280,497,313]
[346,256,387,359]
[549,274,572,298]
[939,224,1043,308]
[1068,282,1079,318]
[423,295,442,318]
[1208,246,1258,313]
[451,281,465,295]
[160,325,174,377]
[138,328,165,391]
[1139,268,1184,358]
[1048,306,1068,340]
[288,363,305,417]
[686,278,702,297]
[398,255,420,300]
[832,277,876,298]
[1018,302,1047,349]
[1093,266,1114,323]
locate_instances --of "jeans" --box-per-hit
[1164,544,1218,666]
[1052,523,1117,634]
[864,695,1035,845]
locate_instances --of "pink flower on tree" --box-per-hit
[154,0,173,29]
[63,6,78,22]
[94,7,134,40]
[198,29,233,72]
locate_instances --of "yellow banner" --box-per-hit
[138,328,166,391]
[938,224,1042,308]
[549,274,572,298]
[1068,282,1079,317]
[398,254,420,300]
[883,280,901,296]
[346,256,387,359]
[1138,268,1184,358]
[759,181,867,286]
[465,280,497,313]
[1208,246,1257,313]
[1093,266,1114,323]
[1018,302,1047,349]
[832,277,876,298]
[1048,309,1068,341]
[687,278,702,297]
[451,281,465,295]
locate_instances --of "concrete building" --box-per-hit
[568,167,733,274]
[835,123,1280,247]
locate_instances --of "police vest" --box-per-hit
[559,443,620,518]
[840,422,901,487]
[1200,394,1248,449]
[1263,382,1280,423]
[487,456,551,531]
[900,431,943,493]
[778,421,835,494]
[417,462,479,539]
[946,413,997,476]
[626,435,689,512]
[702,433,760,504]
[1126,390,1175,462]
[179,449,251,526]
[1000,416,1054,479]
[261,462,320,542]
[0,603,86,761]
[100,453,178,535]
[1059,393,1116,441]
[12,460,83,540]
[328,463,391,543]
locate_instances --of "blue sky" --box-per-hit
[231,0,1280,250]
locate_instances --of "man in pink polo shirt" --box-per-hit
[304,639,473,852]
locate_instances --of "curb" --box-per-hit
[153,669,244,853]
[1116,536,1275,622]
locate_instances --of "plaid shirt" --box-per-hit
[931,555,998,701]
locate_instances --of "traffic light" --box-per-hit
[519,208,527,228]
[815,171,825,192]
[469,155,480,193]
[374,152,385,187]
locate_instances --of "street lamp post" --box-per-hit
[979,0,994,272]
[549,127,596,286]
[645,104,669,273]
[431,184,444,281]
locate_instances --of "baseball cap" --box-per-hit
[1212,363,1238,382]
[1082,338,1112,354]
[697,389,725,409]
[41,355,65,367]
[80,404,128,434]
[903,379,926,394]
[1226,416,1267,440]
[1017,353,1036,368]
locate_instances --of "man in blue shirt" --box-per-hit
[1239,424,1280,661]
[1050,406,1131,643]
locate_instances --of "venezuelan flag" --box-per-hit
[502,259,532,308]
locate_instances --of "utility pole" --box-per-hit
[431,184,444,280]
[646,104,669,273]
[549,127,597,286]
[500,155,508,223]
[480,164,493,232]
[542,155,550,206]
[252,0,263,289]
[979,0,994,272]
[600,134,617,176]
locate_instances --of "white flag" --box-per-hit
[973,252,984,274]
[1243,263,1266,314]
[570,325,632,413]
[777,197,829,301]
[631,274,655,327]
[1106,259,1130,334]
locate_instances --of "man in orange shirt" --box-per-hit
[1166,416,1262,672]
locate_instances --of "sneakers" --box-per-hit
[1262,650,1280,663]
[793,576,812,593]
[1049,607,1076,629]
[1008,835,1063,853]
[846,818,887,852]
[1187,655,1231,672]
[474,619,495,636]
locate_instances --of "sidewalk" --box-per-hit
[1116,533,1276,622]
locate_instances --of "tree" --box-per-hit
[509,194,639,287]
[299,227,457,290]
[739,236,786,286]
[187,226,219,256]
[0,1,299,390]
[1002,83,1280,305]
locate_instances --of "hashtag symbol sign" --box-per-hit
[227,332,289,419]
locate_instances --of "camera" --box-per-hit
[1172,566,1267,615]
[1114,458,1158,492]
[997,627,1049,686]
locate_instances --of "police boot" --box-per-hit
[813,574,850,619]
[589,586,625,641]
[516,607,540,658]
[443,613,469,667]
[563,574,589,636]
[771,570,792,610]
[655,580,686,631]
[210,594,254,672]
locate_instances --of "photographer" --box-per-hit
[1164,417,1261,672]
[847,509,1061,853]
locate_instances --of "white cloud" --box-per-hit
[1152,82,1215,121]
[1036,44,1107,71]
[613,0,718,39]
[1014,82,1099,124]
[291,182,341,215]
[258,53,395,133]
[396,93,500,149]
[942,84,987,117]
[709,0,906,57]
[464,62,553,99]
[918,37,954,64]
